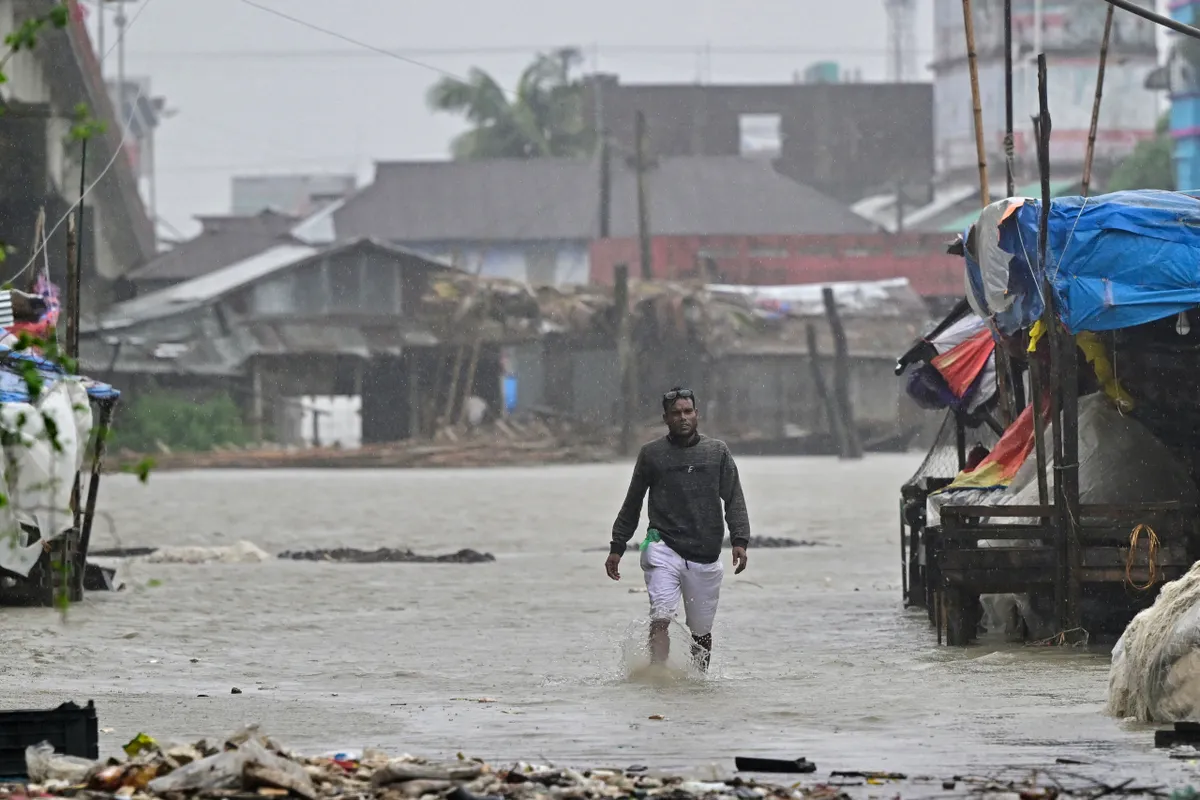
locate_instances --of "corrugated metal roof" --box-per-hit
[127,210,300,283]
[100,244,320,329]
[333,156,878,243]
[938,179,1078,233]
[289,198,346,245]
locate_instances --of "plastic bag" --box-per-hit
[25,742,97,784]
[146,738,314,798]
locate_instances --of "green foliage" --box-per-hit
[3,3,69,56]
[427,48,594,159]
[69,102,106,143]
[1107,114,1176,193]
[115,390,247,454]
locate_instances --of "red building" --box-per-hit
[589,233,963,307]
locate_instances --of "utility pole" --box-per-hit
[634,110,652,280]
[116,1,127,127]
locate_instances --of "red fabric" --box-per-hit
[930,329,995,398]
[946,402,1037,490]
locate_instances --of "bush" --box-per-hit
[115,390,248,453]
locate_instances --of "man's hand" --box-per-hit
[731,546,748,575]
[605,553,622,581]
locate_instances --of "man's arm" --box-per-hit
[610,449,650,556]
[719,447,751,549]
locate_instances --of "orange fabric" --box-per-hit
[930,328,996,399]
[945,402,1037,491]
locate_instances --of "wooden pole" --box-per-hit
[634,110,653,281]
[962,0,991,209]
[1004,0,1015,198]
[67,138,87,364]
[805,322,846,456]
[598,133,611,238]
[1081,4,1114,197]
[64,215,77,360]
[1035,53,1076,632]
[457,293,492,426]
[822,287,863,460]
[615,264,634,456]
[1029,357,1050,508]
[74,399,117,599]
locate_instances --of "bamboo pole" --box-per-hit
[962,0,990,209]
[634,110,653,281]
[1081,4,1114,197]
[1004,0,1015,198]
[456,293,492,426]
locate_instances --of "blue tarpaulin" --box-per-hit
[965,190,1200,335]
[0,345,119,404]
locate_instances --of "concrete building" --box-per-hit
[582,74,935,204]
[330,155,880,286]
[932,0,1159,179]
[231,174,357,217]
[0,0,155,308]
[1167,2,1200,190]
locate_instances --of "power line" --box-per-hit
[236,0,472,83]
[126,43,933,61]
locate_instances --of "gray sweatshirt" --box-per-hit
[610,433,751,564]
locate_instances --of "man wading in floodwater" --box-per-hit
[604,387,750,671]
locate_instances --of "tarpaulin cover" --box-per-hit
[964,190,1200,336]
[0,344,119,403]
[931,328,995,398]
[938,402,1037,492]
[903,313,997,414]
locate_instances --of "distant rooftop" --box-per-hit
[333,155,879,243]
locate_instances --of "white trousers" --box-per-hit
[639,541,724,636]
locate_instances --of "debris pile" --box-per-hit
[6,727,853,800]
[277,548,495,564]
[3,726,1182,800]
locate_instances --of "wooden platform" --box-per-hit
[925,502,1200,645]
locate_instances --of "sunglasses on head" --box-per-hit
[663,389,694,402]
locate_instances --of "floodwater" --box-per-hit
[2,455,1194,785]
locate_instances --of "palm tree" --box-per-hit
[427,48,594,159]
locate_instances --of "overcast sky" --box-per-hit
[89,0,935,239]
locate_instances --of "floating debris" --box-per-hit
[277,548,495,564]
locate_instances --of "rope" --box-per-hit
[1026,627,1090,647]
[1126,523,1160,591]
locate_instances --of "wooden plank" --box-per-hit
[936,526,1047,540]
[940,502,1194,520]
[940,547,1056,571]
[1080,528,1194,545]
[941,505,1053,519]
[1081,567,1187,584]
[1081,546,1190,568]
[941,568,1057,592]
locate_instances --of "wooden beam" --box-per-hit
[821,287,862,460]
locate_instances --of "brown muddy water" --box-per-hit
[2,455,1195,786]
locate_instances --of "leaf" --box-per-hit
[122,456,156,484]
[48,3,69,29]
[146,578,163,588]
